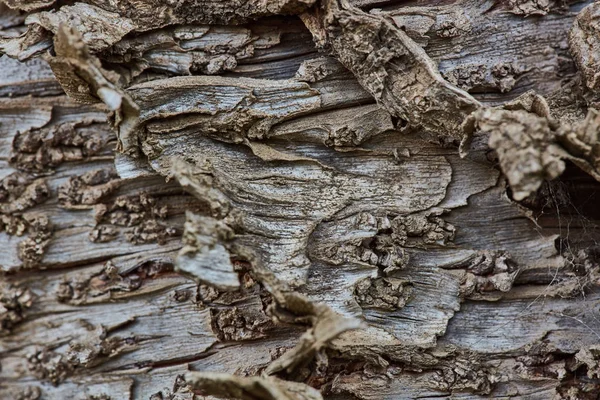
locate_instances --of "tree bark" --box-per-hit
[1,0,600,399]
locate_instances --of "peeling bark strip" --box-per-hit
[185,372,324,400]
[301,0,481,145]
[45,25,140,155]
[3,0,600,399]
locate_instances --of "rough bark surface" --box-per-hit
[2,0,600,399]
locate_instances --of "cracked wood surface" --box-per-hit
[1,0,600,399]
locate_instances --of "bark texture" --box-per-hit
[2,0,600,399]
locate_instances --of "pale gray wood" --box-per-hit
[1,1,600,399]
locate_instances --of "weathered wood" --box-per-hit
[1,0,600,399]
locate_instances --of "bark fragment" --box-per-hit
[574,345,600,379]
[443,61,525,94]
[0,172,48,213]
[569,2,600,93]
[185,371,323,400]
[149,374,194,400]
[56,260,174,304]
[16,214,53,268]
[10,118,111,173]
[454,251,520,298]
[58,168,121,208]
[45,25,140,155]
[27,348,74,385]
[501,0,569,16]
[210,304,273,342]
[302,0,481,145]
[479,91,600,200]
[177,212,239,291]
[353,277,413,311]
[25,323,135,385]
[26,3,136,53]
[91,192,176,245]
[0,282,35,336]
[478,92,566,201]
[65,324,136,369]
[264,306,363,377]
